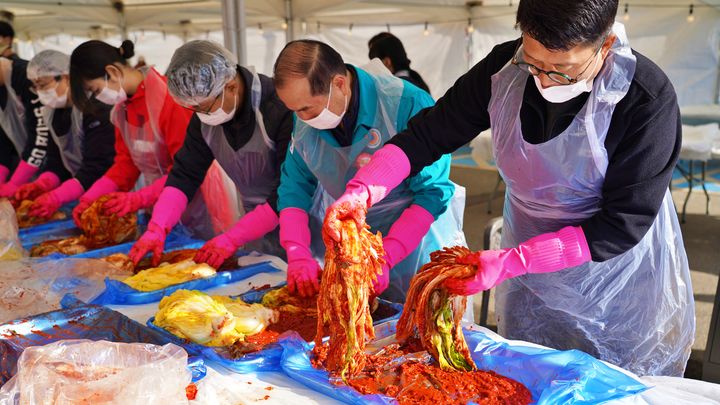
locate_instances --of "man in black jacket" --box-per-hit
[129,40,292,267]
[326,0,694,377]
[368,32,431,94]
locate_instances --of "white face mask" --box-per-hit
[37,85,68,109]
[300,83,347,130]
[198,88,236,126]
[96,74,127,105]
[533,53,601,104]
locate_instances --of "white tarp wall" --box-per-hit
[13,5,720,106]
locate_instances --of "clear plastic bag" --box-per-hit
[0,199,24,260]
[0,258,131,323]
[0,339,191,405]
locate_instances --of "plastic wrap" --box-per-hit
[0,297,171,384]
[0,258,132,324]
[279,320,648,405]
[0,199,24,260]
[0,340,191,404]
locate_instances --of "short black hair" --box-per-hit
[273,39,346,96]
[0,21,14,39]
[516,0,618,51]
[69,39,134,113]
[368,33,411,71]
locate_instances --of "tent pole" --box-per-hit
[285,0,294,43]
[235,0,247,65]
[221,0,237,58]
[113,1,128,41]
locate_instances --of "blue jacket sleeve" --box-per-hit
[277,131,319,213]
[395,84,455,220]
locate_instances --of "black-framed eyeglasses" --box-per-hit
[183,91,222,115]
[511,35,606,85]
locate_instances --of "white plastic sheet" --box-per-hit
[0,199,24,261]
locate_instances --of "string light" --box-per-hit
[466,18,475,34]
[687,4,695,22]
[301,20,307,35]
[258,23,264,34]
[386,23,391,32]
[316,21,321,33]
[348,23,353,36]
[423,21,429,36]
[623,3,630,21]
[282,18,288,30]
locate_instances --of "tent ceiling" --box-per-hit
[1,0,716,39]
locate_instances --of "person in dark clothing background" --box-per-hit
[368,32,430,94]
[0,21,50,196]
[328,0,694,377]
[129,40,293,268]
[11,49,116,219]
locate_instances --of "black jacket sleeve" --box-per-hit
[12,59,50,168]
[74,105,117,189]
[165,114,215,201]
[388,40,519,176]
[258,74,294,213]
[580,53,681,261]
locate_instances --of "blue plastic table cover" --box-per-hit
[90,250,282,306]
[144,285,405,374]
[0,295,175,384]
[279,320,649,405]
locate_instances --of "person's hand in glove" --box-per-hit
[14,172,61,202]
[445,226,592,296]
[129,222,167,267]
[103,175,167,217]
[0,161,39,198]
[29,178,85,218]
[72,176,119,226]
[324,144,411,242]
[281,208,321,297]
[194,202,279,269]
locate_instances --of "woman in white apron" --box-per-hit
[67,39,232,240]
[274,40,466,303]
[9,50,115,218]
[128,40,291,267]
[324,5,694,377]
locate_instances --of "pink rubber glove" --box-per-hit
[14,172,61,202]
[104,175,167,217]
[281,208,322,298]
[0,161,39,197]
[0,165,10,184]
[374,204,435,296]
[194,202,279,269]
[324,144,411,242]
[72,176,119,226]
[128,186,188,266]
[445,226,591,296]
[29,178,85,218]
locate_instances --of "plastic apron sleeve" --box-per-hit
[200,67,283,258]
[489,22,695,377]
[111,67,215,239]
[42,106,84,176]
[0,58,28,159]
[293,67,467,303]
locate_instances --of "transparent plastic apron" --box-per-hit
[292,65,467,303]
[200,67,283,258]
[490,23,694,376]
[111,67,215,239]
[0,58,28,159]
[42,106,83,176]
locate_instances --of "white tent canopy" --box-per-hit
[2,0,719,105]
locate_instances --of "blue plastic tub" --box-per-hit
[145,286,404,373]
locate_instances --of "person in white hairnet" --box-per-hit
[12,50,115,217]
[129,40,293,267]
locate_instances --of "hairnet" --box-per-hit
[166,40,238,105]
[27,50,70,80]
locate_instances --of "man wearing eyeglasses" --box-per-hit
[324,0,694,377]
